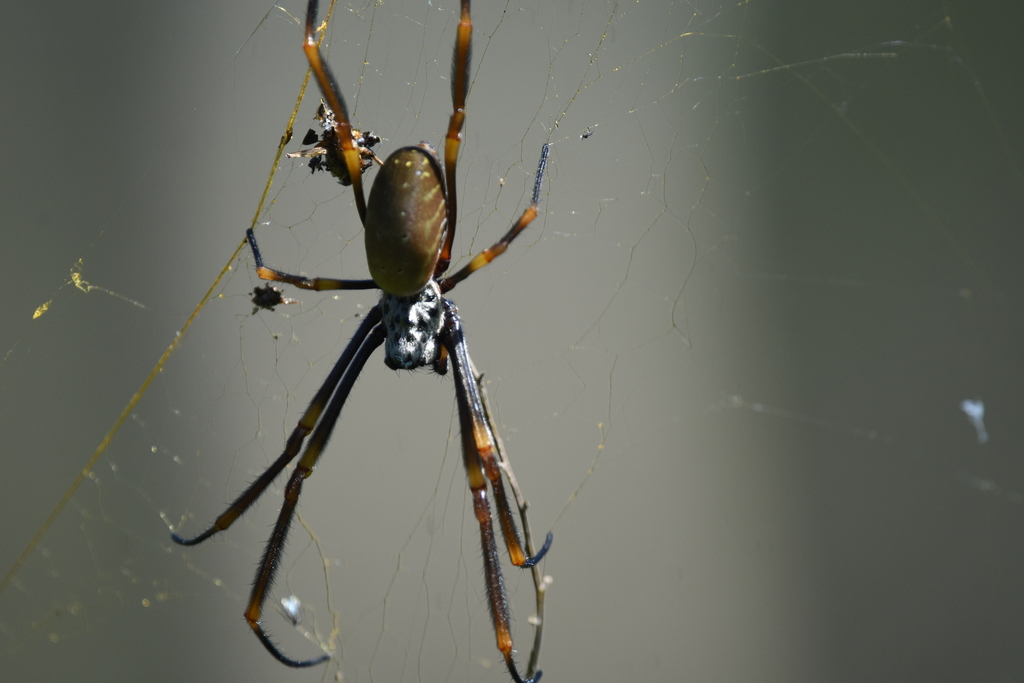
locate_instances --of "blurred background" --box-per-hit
[2,1,1022,681]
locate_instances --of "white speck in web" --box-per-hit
[281,595,301,625]
[960,398,988,444]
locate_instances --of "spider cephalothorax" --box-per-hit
[380,280,444,371]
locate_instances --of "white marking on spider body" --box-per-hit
[380,279,444,370]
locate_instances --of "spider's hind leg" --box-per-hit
[439,144,549,294]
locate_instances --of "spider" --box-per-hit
[171,2,552,682]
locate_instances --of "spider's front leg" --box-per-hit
[243,314,385,667]
[441,299,552,683]
[172,307,386,667]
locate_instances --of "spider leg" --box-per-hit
[442,301,551,567]
[171,308,383,547]
[474,365,549,676]
[440,144,549,293]
[245,313,386,667]
[303,0,369,225]
[436,0,473,276]
[286,100,383,185]
[442,299,550,683]
[247,228,377,291]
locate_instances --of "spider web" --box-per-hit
[2,1,1024,682]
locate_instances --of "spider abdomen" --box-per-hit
[364,145,446,297]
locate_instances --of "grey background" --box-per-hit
[2,1,1023,682]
